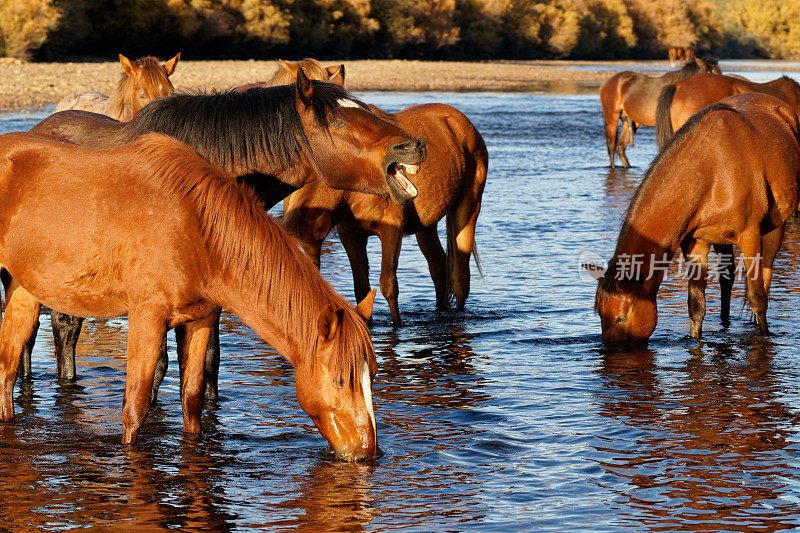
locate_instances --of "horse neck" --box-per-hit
[202,234,341,369]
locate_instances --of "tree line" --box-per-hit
[1,0,798,61]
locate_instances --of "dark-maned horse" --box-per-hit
[54,54,180,121]
[277,59,487,325]
[26,70,426,398]
[0,131,379,460]
[655,74,800,148]
[588,93,800,345]
[599,57,720,168]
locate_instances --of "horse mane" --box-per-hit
[595,101,742,314]
[676,57,719,79]
[125,81,356,174]
[112,56,173,121]
[268,58,331,86]
[132,133,375,382]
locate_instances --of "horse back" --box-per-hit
[30,110,127,149]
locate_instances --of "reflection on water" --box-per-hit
[2,90,800,530]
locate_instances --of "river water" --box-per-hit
[1,86,800,531]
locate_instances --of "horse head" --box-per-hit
[587,264,658,345]
[293,67,426,205]
[116,53,180,121]
[294,291,379,461]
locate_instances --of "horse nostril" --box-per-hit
[391,139,420,152]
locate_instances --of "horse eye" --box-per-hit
[328,112,348,128]
[616,315,627,323]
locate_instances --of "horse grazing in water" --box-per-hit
[54,54,180,121]
[588,93,800,345]
[655,74,800,148]
[0,131,379,460]
[28,69,426,399]
[599,57,720,168]
[274,59,487,325]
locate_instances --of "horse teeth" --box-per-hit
[402,164,419,175]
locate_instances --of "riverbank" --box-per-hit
[1,58,799,113]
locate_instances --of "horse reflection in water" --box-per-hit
[596,341,800,529]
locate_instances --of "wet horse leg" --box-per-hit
[203,317,220,401]
[50,310,83,380]
[376,226,403,326]
[616,113,632,168]
[18,320,38,381]
[339,229,372,307]
[121,306,168,444]
[682,239,709,339]
[415,225,448,310]
[739,231,769,335]
[176,311,218,435]
[603,109,621,169]
[713,244,735,327]
[448,191,483,310]
[760,225,785,300]
[0,276,41,421]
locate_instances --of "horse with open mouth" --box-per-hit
[0,131,379,460]
[26,69,426,399]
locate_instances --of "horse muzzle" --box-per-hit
[314,411,378,461]
[383,137,427,205]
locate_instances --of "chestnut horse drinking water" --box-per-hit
[0,131,379,460]
[28,70,426,397]
[590,93,800,345]
[54,54,180,121]
[599,57,720,168]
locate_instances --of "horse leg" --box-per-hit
[121,306,168,444]
[448,195,483,311]
[616,113,632,169]
[176,311,217,435]
[51,310,83,381]
[714,244,735,327]
[339,228,372,306]
[739,231,769,335]
[682,239,709,339]
[377,226,403,326]
[603,108,621,168]
[415,225,448,310]
[18,319,38,382]
[0,278,41,421]
[149,334,169,404]
[760,225,785,299]
[203,315,221,401]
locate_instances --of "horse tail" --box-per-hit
[655,84,677,149]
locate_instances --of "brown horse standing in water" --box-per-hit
[273,59,487,325]
[0,131,379,459]
[589,93,800,345]
[26,70,425,399]
[599,57,720,168]
[655,74,800,148]
[54,54,180,121]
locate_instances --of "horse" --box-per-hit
[26,69,426,400]
[53,54,180,121]
[668,46,695,67]
[235,58,345,93]
[599,57,720,168]
[655,74,800,148]
[0,131,379,460]
[587,93,800,345]
[276,59,487,325]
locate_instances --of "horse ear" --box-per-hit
[296,67,314,107]
[582,263,607,280]
[279,59,301,75]
[318,305,341,342]
[326,65,346,86]
[355,290,377,323]
[119,54,139,77]
[163,52,181,75]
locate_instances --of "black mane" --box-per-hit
[677,57,719,79]
[126,81,356,172]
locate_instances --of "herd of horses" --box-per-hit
[595,59,800,347]
[1,51,798,459]
[0,55,486,460]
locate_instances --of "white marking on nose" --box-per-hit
[360,361,376,436]
[337,98,361,109]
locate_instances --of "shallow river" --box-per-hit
[2,87,800,531]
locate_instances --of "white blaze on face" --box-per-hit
[337,98,361,109]
[360,360,376,436]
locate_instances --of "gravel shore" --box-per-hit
[1,58,797,113]
[0,58,646,113]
